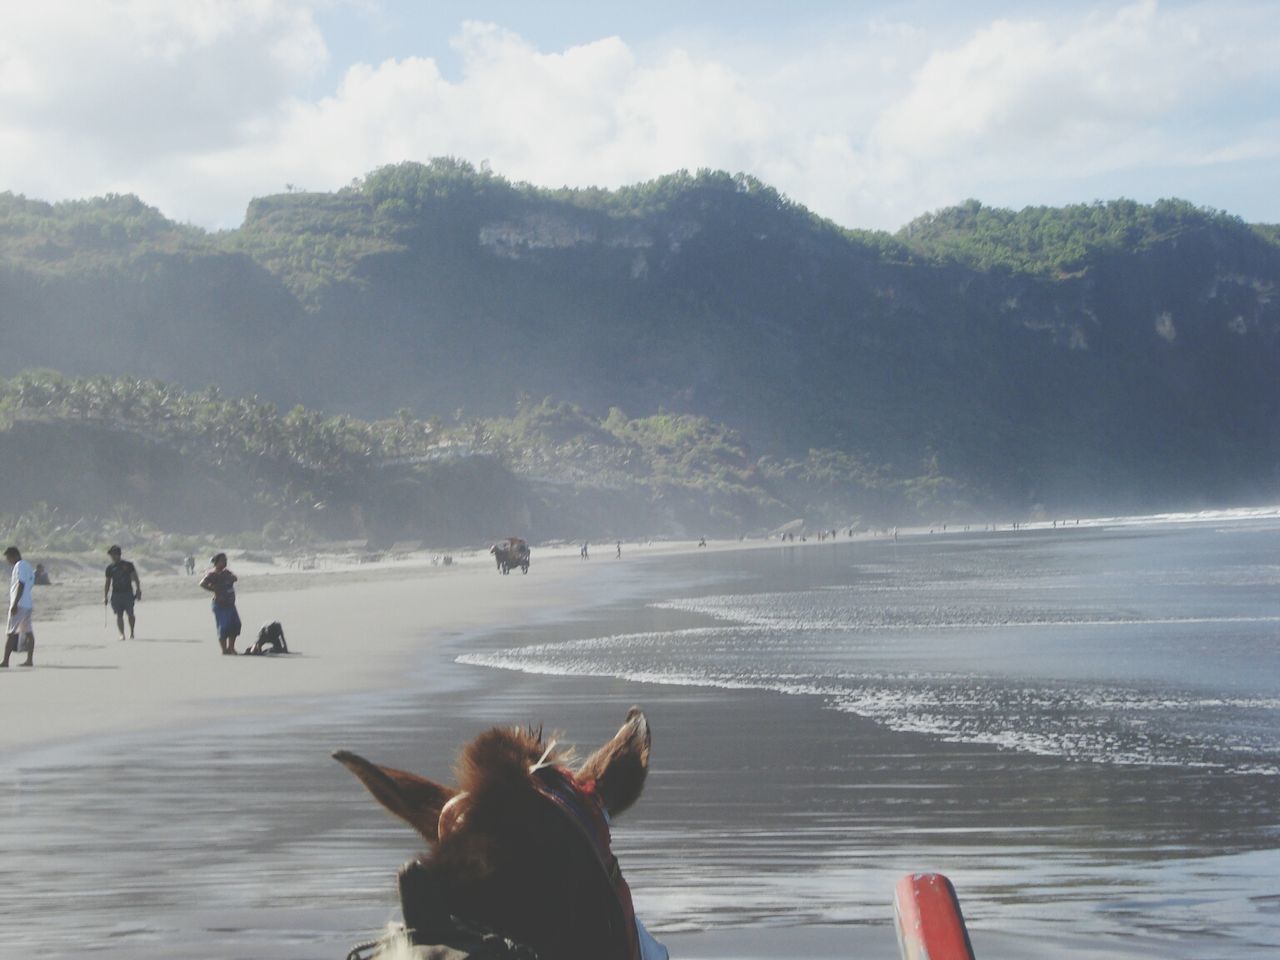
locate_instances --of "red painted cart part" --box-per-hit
[894,872,976,960]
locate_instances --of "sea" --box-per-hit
[2,510,1278,958]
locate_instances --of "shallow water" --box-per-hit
[463,519,1280,956]
[465,522,1280,776]
[1,518,1278,958]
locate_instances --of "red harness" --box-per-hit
[530,765,642,960]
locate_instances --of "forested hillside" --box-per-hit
[0,372,927,547]
[1,160,1278,539]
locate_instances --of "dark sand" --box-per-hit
[2,539,1275,958]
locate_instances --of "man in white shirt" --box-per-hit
[2,545,35,667]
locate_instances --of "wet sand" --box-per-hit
[0,538,905,958]
[2,535,1274,959]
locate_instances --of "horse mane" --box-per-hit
[455,725,571,796]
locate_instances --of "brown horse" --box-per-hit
[334,707,661,960]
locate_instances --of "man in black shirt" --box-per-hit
[104,545,142,641]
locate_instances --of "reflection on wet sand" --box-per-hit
[1,523,1277,959]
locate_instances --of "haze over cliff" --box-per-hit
[2,160,1277,540]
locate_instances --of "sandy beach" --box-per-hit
[0,535,917,959]
[1,551,541,752]
[3,522,1275,960]
[0,538,831,956]
[11,507,1259,755]
[0,538,758,754]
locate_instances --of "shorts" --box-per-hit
[111,593,135,615]
[212,602,241,640]
[7,607,33,637]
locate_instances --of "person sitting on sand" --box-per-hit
[199,552,241,655]
[244,620,288,655]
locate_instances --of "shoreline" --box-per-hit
[3,519,1277,959]
[0,535,790,757]
[7,502,1279,758]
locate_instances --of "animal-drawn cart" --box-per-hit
[490,537,531,575]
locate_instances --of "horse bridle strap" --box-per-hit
[530,765,643,960]
[345,920,541,960]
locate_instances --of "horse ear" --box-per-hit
[576,706,650,818]
[333,750,456,843]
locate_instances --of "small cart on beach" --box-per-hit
[490,537,530,575]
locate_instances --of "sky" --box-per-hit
[2,0,1278,232]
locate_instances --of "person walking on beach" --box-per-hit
[104,545,142,641]
[199,552,241,655]
[2,546,36,667]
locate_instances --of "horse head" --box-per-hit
[335,707,658,960]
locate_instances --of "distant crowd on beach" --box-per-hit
[769,519,1084,543]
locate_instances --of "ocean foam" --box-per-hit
[457,625,1279,775]
[459,513,1280,775]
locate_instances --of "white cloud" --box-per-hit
[875,3,1185,164]
[0,0,327,216]
[863,1,1280,220]
[1,1,325,151]
[189,20,776,217]
[2,1,1279,230]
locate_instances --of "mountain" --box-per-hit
[2,160,1278,533]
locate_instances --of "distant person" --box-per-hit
[580,542,589,560]
[104,545,142,641]
[184,555,196,576]
[616,541,622,559]
[199,552,241,655]
[2,546,35,667]
[698,537,706,547]
[33,563,51,585]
